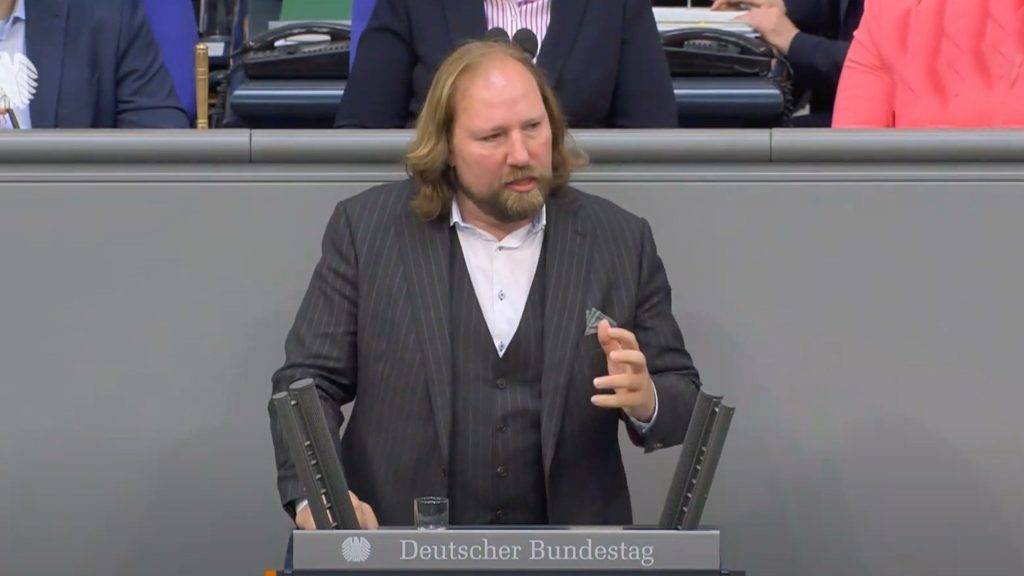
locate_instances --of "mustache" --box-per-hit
[503,168,542,184]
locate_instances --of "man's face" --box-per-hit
[449,56,554,226]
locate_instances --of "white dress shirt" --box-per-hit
[450,198,546,357]
[0,0,30,130]
[483,0,552,57]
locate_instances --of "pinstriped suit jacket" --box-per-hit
[270,179,702,526]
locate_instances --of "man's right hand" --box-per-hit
[295,491,380,530]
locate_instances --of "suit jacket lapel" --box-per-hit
[25,0,68,129]
[443,0,487,47]
[396,197,454,470]
[540,188,591,477]
[839,0,852,31]
[536,0,588,88]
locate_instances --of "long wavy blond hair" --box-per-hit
[406,40,588,221]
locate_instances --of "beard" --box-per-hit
[461,167,553,224]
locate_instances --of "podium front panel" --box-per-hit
[293,528,720,572]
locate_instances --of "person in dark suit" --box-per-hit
[335,0,678,129]
[271,39,701,531]
[6,0,188,128]
[712,0,864,126]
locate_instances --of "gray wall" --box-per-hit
[1,130,1022,576]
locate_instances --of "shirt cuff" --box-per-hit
[627,379,658,435]
[295,499,309,514]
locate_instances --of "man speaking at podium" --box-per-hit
[270,38,702,531]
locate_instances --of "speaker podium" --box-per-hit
[286,527,722,575]
[273,381,736,575]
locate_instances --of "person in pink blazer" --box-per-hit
[833,0,1024,127]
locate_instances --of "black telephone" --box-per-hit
[241,21,350,79]
[662,28,773,76]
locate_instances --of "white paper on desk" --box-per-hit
[653,7,753,33]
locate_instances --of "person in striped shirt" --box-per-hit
[336,0,678,129]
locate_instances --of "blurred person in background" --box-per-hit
[0,0,188,129]
[140,0,200,122]
[335,0,678,129]
[712,0,864,126]
[833,0,1024,127]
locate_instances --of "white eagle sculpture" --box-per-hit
[0,52,38,126]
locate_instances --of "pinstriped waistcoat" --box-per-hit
[448,232,548,525]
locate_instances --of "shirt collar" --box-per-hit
[450,197,547,237]
[0,0,26,40]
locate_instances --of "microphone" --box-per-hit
[484,26,511,44]
[512,28,539,59]
[0,53,38,129]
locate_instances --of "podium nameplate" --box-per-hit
[293,528,720,572]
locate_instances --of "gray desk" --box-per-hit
[1,130,1022,576]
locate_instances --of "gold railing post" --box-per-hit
[195,42,210,130]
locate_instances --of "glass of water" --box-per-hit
[414,496,449,530]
